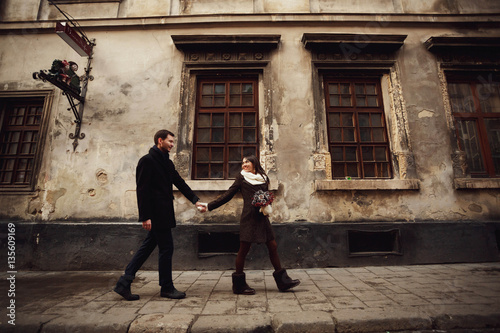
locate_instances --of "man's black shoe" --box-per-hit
[160,288,186,299]
[113,286,140,301]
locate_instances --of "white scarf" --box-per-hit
[241,170,267,185]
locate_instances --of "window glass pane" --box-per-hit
[373,128,385,141]
[230,84,241,94]
[214,96,225,106]
[485,118,500,175]
[243,113,255,126]
[358,114,370,127]
[243,147,256,157]
[21,143,30,154]
[331,147,343,161]
[341,84,350,94]
[211,129,224,142]
[355,84,364,95]
[196,164,209,178]
[329,84,339,94]
[362,146,373,161]
[211,164,223,178]
[228,163,240,178]
[356,97,366,106]
[8,143,18,155]
[15,171,26,183]
[197,147,209,162]
[242,96,253,106]
[478,83,500,113]
[229,96,240,106]
[214,84,225,94]
[366,84,376,95]
[329,113,340,127]
[243,129,256,142]
[229,147,241,161]
[367,96,378,107]
[330,129,341,142]
[346,164,359,177]
[448,83,475,113]
[371,114,383,127]
[202,84,213,94]
[345,147,357,161]
[330,96,340,107]
[341,95,352,106]
[229,113,241,126]
[344,128,355,142]
[198,114,211,127]
[212,114,224,127]
[212,147,224,161]
[229,128,240,142]
[364,164,375,178]
[197,129,210,142]
[456,119,485,173]
[333,164,345,178]
[342,113,353,126]
[375,147,388,161]
[243,84,253,93]
[360,128,371,142]
[201,96,212,107]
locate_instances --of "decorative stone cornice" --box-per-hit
[171,35,281,52]
[302,33,407,54]
[424,36,500,54]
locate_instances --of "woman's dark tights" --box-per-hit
[235,240,282,274]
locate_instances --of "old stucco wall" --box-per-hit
[3,0,500,21]
[0,0,499,224]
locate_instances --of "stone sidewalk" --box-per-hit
[1,263,500,332]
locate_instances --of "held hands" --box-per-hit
[196,201,208,213]
[142,219,152,231]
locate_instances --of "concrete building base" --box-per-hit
[1,221,499,271]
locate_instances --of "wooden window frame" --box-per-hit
[447,77,500,178]
[324,78,393,179]
[0,91,53,192]
[193,77,259,180]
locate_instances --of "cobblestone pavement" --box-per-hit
[1,263,500,332]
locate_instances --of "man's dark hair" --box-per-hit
[154,129,175,145]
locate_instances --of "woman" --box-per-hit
[206,155,300,294]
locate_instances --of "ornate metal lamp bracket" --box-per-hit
[68,42,95,151]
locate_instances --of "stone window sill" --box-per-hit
[315,179,420,191]
[175,180,279,192]
[454,178,500,189]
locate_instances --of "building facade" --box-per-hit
[0,0,499,270]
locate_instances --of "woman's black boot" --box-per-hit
[232,272,256,295]
[114,275,140,301]
[273,269,300,292]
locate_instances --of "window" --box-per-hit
[193,78,259,179]
[448,78,500,177]
[0,98,44,188]
[325,78,392,179]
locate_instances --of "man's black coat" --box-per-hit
[136,146,199,230]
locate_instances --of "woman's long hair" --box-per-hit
[244,155,269,184]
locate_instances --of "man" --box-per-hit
[114,129,206,300]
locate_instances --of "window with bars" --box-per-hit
[0,99,44,188]
[447,77,500,177]
[325,79,392,179]
[193,78,259,179]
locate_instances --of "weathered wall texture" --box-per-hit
[0,0,499,227]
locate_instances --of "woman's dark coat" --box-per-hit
[208,173,275,243]
[136,146,199,230]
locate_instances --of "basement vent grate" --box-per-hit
[198,232,240,258]
[348,229,402,256]
[496,229,500,253]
